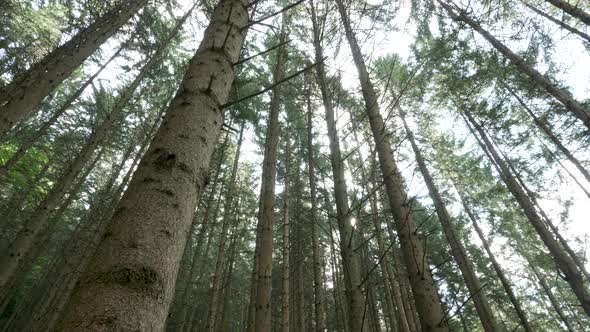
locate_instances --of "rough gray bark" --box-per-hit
[401,114,499,331]
[463,110,590,317]
[206,121,244,331]
[438,0,590,130]
[334,0,448,330]
[254,13,287,332]
[58,0,249,329]
[545,0,590,26]
[0,0,147,139]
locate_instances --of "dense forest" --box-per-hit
[0,0,589,331]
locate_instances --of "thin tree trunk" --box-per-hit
[523,2,590,42]
[58,0,249,329]
[281,137,291,332]
[0,37,128,179]
[335,0,448,330]
[359,148,406,332]
[531,263,576,331]
[206,121,245,331]
[304,71,327,332]
[310,3,367,330]
[545,0,590,26]
[0,0,147,139]
[463,110,590,317]
[254,13,288,332]
[451,182,533,332]
[401,114,499,331]
[505,85,590,184]
[438,0,590,130]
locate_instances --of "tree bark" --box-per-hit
[334,0,448,330]
[438,0,590,130]
[0,0,147,139]
[254,12,287,332]
[58,0,249,329]
[463,110,590,317]
[401,114,499,331]
[545,0,590,27]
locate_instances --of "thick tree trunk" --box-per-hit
[281,137,291,332]
[545,0,590,26]
[334,1,448,330]
[0,0,147,139]
[310,3,367,330]
[304,71,327,332]
[453,185,534,332]
[438,0,590,130]
[401,114,499,331]
[463,110,590,317]
[206,121,244,331]
[254,13,287,332]
[58,1,249,329]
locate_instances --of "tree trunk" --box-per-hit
[438,0,590,130]
[254,12,288,332]
[0,38,128,179]
[505,85,590,184]
[58,0,249,329]
[452,182,534,332]
[304,69,327,332]
[334,1,448,330]
[281,137,291,332]
[523,2,590,42]
[310,3,367,330]
[463,110,590,317]
[0,0,147,139]
[545,0,590,26]
[206,120,244,331]
[359,146,407,332]
[401,114,499,331]
[531,263,576,331]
